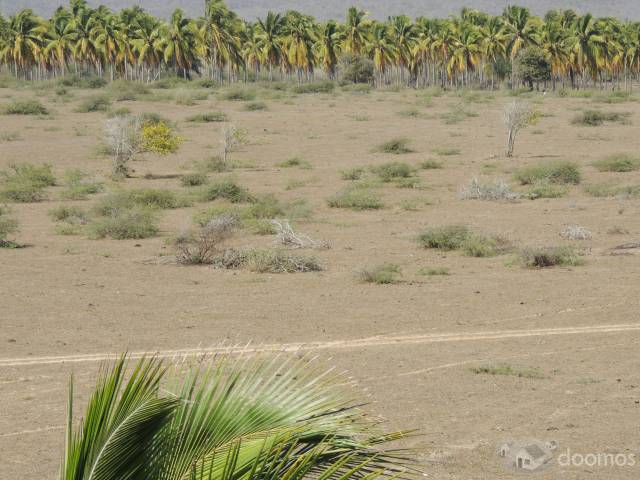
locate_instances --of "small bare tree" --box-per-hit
[105,115,141,179]
[174,213,239,264]
[220,124,241,165]
[504,100,533,158]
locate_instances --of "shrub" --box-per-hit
[200,178,253,203]
[175,90,208,105]
[417,267,449,276]
[108,107,131,117]
[504,100,534,157]
[0,163,56,202]
[461,234,511,257]
[341,167,366,180]
[433,147,461,156]
[518,245,583,268]
[104,115,141,179]
[181,172,208,187]
[471,364,544,378]
[339,53,374,84]
[108,80,150,101]
[244,194,283,219]
[49,205,88,224]
[187,111,227,123]
[292,81,335,94]
[572,110,630,126]
[126,188,187,209]
[560,225,592,240]
[526,180,567,199]
[75,95,111,112]
[371,162,413,182]
[174,213,239,264]
[374,138,413,154]
[0,131,21,142]
[0,206,18,246]
[328,188,383,210]
[60,169,103,200]
[88,206,158,239]
[418,225,470,250]
[221,88,256,101]
[460,177,520,201]
[277,157,311,169]
[243,101,267,111]
[514,161,581,185]
[420,159,443,170]
[592,154,640,172]
[2,99,49,115]
[141,121,183,155]
[215,248,321,273]
[359,264,402,284]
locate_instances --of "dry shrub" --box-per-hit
[104,115,141,179]
[175,213,239,264]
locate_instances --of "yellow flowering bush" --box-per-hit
[141,121,184,155]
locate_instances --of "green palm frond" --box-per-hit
[61,354,418,480]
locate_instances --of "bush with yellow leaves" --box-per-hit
[141,121,184,155]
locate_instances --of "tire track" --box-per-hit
[2,323,640,368]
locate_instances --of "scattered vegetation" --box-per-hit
[514,161,581,185]
[371,162,414,182]
[518,245,584,268]
[560,225,592,240]
[572,110,630,126]
[180,172,208,187]
[277,157,311,169]
[460,177,520,201]
[417,266,450,276]
[328,188,383,210]
[243,101,267,111]
[374,138,413,154]
[187,111,228,122]
[418,224,510,257]
[174,213,239,264]
[340,166,366,180]
[2,99,49,115]
[359,263,402,284]
[0,163,56,202]
[60,169,103,200]
[592,154,640,172]
[0,205,18,247]
[88,206,158,239]
[419,159,443,169]
[215,248,321,273]
[75,94,111,112]
[200,178,253,203]
[433,147,461,156]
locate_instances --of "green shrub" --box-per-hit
[175,90,208,105]
[0,163,56,202]
[181,172,208,187]
[49,205,88,225]
[461,234,510,257]
[592,154,640,172]
[60,169,103,200]
[195,156,228,173]
[518,245,583,268]
[417,267,450,276]
[221,88,256,101]
[420,160,443,170]
[471,364,544,378]
[138,112,171,126]
[75,94,111,112]
[418,225,470,250]
[571,110,630,126]
[187,111,227,123]
[340,167,366,180]
[583,183,619,197]
[277,157,311,169]
[108,107,131,117]
[243,101,267,111]
[200,178,253,203]
[371,162,414,182]
[108,80,150,101]
[127,188,188,209]
[328,188,383,210]
[88,206,158,239]
[433,147,461,156]
[514,161,581,185]
[215,248,321,273]
[0,206,18,246]
[374,138,414,154]
[292,81,335,94]
[359,263,402,284]
[2,99,49,115]
[526,181,567,199]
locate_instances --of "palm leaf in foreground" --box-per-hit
[61,353,418,480]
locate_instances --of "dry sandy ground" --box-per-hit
[1,83,640,479]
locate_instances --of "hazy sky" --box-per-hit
[1,0,638,20]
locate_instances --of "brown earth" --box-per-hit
[1,84,640,479]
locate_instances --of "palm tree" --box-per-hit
[365,22,397,86]
[162,9,196,79]
[44,7,74,77]
[388,15,415,84]
[540,20,569,90]
[131,13,164,82]
[68,6,98,75]
[256,11,285,80]
[60,355,416,480]
[284,11,316,82]
[567,13,604,87]
[342,7,369,55]
[0,9,46,79]
[93,13,122,80]
[316,20,342,79]
[448,23,481,87]
[479,16,507,89]
[503,6,540,86]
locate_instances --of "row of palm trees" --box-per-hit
[1,0,639,89]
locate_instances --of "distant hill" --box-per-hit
[2,0,640,21]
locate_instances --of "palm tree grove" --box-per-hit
[0,0,638,90]
[2,1,640,479]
